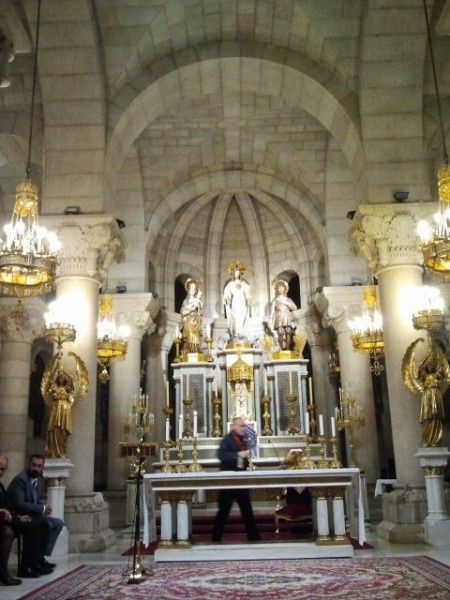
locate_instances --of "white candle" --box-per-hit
[206,323,211,339]
[193,410,198,437]
[338,387,342,403]
[305,412,310,435]
[186,374,190,399]
[264,374,267,396]
[318,414,324,436]
[165,381,170,407]
[214,379,218,396]
[165,418,170,441]
[289,370,293,394]
[308,377,314,404]
[331,416,336,437]
[179,414,183,438]
[175,324,179,338]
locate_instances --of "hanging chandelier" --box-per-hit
[411,285,445,332]
[0,0,59,298]
[417,0,450,276]
[97,293,129,383]
[348,285,384,375]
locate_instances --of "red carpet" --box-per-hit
[18,556,450,599]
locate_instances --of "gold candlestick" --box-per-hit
[212,392,222,438]
[188,437,203,472]
[286,393,300,435]
[261,393,272,436]
[174,438,187,473]
[204,336,214,362]
[161,441,174,473]
[336,386,364,467]
[173,337,182,363]
[329,436,342,468]
[302,437,316,469]
[317,435,329,469]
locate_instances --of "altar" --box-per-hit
[144,468,364,562]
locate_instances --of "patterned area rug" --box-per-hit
[18,556,450,600]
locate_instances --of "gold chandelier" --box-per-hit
[97,293,128,383]
[0,0,59,299]
[348,285,384,375]
[411,285,445,332]
[417,0,450,276]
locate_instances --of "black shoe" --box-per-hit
[38,565,54,575]
[40,559,56,569]
[0,575,22,586]
[17,567,41,578]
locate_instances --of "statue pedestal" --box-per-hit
[416,446,450,546]
[43,458,74,557]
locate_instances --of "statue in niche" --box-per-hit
[270,280,298,351]
[42,352,89,458]
[180,277,203,354]
[223,261,251,339]
[402,337,450,448]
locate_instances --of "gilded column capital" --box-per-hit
[351,203,434,274]
[0,297,46,343]
[41,215,126,283]
[316,287,363,335]
[112,293,160,339]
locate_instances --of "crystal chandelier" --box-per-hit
[97,293,129,383]
[417,0,450,276]
[348,285,384,375]
[0,0,59,298]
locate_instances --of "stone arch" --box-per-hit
[105,57,365,211]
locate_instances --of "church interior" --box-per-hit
[0,0,450,598]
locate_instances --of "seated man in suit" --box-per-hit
[7,454,63,577]
[0,454,48,583]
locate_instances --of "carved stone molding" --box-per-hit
[111,293,160,340]
[41,215,126,283]
[351,203,434,274]
[294,305,330,347]
[316,287,364,335]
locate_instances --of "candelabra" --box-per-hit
[329,436,342,468]
[261,393,273,436]
[124,391,155,441]
[286,393,300,435]
[316,435,330,469]
[301,437,316,469]
[174,439,187,473]
[188,437,203,472]
[212,392,222,437]
[161,441,175,473]
[335,386,364,468]
[204,334,214,362]
[173,331,182,363]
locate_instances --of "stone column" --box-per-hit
[145,310,181,445]
[295,307,336,436]
[45,215,125,551]
[352,204,432,542]
[0,299,45,483]
[106,294,158,528]
[319,287,380,484]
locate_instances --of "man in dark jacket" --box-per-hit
[211,417,260,542]
[7,454,63,577]
[0,454,47,584]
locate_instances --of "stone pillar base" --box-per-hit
[103,489,128,529]
[65,492,116,553]
[424,517,450,546]
[376,487,427,544]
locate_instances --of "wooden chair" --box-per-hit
[275,487,313,536]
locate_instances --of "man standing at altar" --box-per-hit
[211,417,261,542]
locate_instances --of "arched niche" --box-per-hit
[272,270,301,308]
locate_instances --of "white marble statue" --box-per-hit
[223,261,251,338]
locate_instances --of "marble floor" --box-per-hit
[1,528,450,600]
